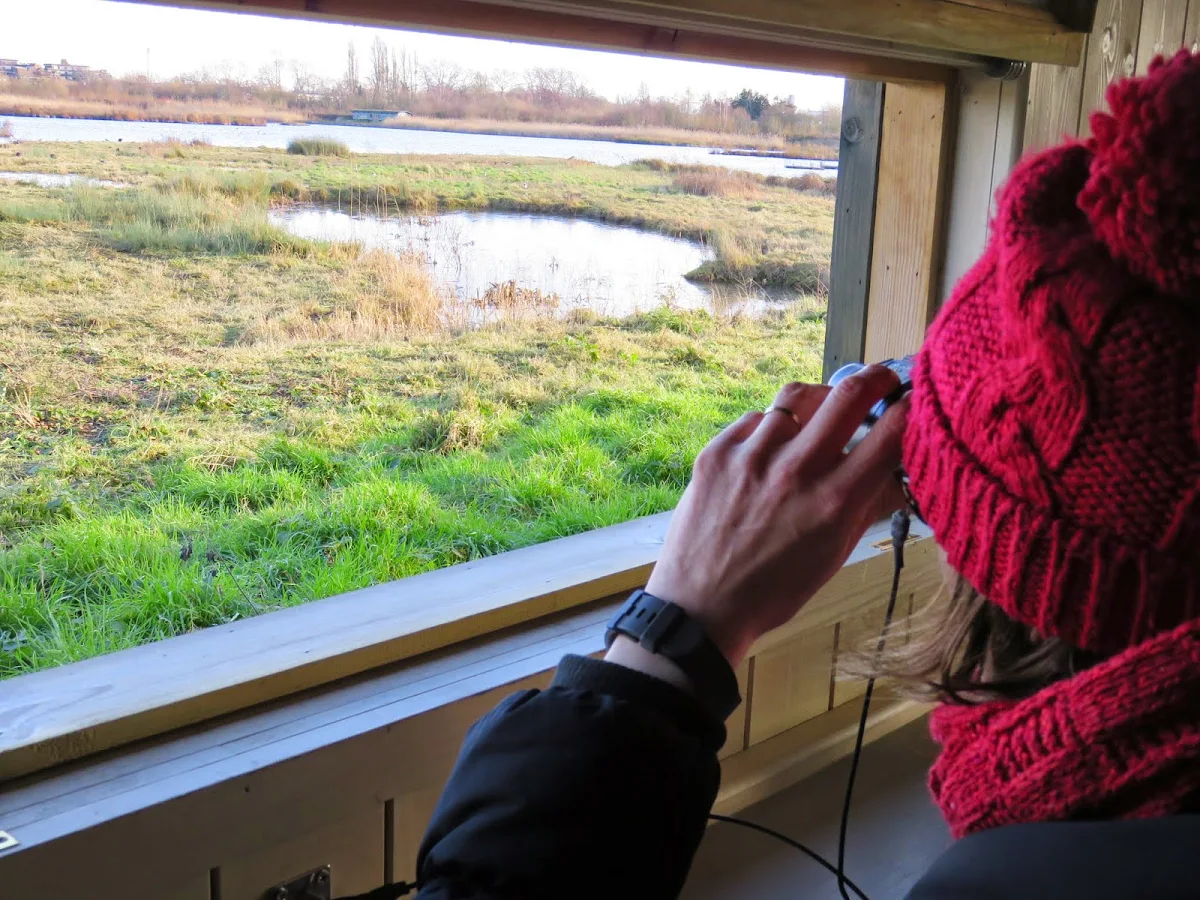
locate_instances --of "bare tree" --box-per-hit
[369,36,391,106]
[344,41,360,99]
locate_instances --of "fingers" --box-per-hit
[830,396,909,517]
[742,382,829,460]
[775,365,901,474]
[707,410,764,454]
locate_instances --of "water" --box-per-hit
[0,171,124,187]
[1,115,836,178]
[272,206,794,317]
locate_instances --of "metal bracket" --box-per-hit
[0,831,19,852]
[264,865,331,900]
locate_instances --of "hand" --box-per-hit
[643,367,909,668]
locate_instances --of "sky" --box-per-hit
[2,0,844,108]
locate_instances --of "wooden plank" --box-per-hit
[719,659,753,760]
[132,0,952,84]
[746,625,837,746]
[715,697,930,814]
[218,806,384,900]
[823,80,884,381]
[391,788,442,887]
[749,520,940,655]
[135,0,1086,66]
[830,599,893,705]
[864,81,955,362]
[1185,0,1200,52]
[940,72,1002,297]
[1024,57,1088,150]
[1077,0,1143,137]
[1134,0,1189,73]
[0,513,668,782]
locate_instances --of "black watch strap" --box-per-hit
[605,589,742,721]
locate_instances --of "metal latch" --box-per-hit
[265,865,331,900]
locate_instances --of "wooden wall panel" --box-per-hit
[391,788,442,887]
[746,625,837,746]
[1135,0,1189,72]
[864,81,955,361]
[1024,56,1088,151]
[823,80,884,380]
[1078,0,1143,137]
[218,806,384,900]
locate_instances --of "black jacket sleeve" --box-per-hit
[415,654,726,900]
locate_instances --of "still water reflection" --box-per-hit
[272,206,795,317]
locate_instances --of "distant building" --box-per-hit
[1,58,108,81]
[349,109,409,122]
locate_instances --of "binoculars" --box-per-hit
[827,356,914,451]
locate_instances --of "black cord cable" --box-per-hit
[708,813,871,900]
[835,508,910,900]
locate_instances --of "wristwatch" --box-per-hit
[605,589,742,721]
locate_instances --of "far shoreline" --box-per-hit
[0,107,840,161]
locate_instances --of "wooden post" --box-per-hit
[863,80,956,361]
[822,80,884,380]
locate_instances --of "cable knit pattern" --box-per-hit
[902,50,1200,656]
[929,619,1200,838]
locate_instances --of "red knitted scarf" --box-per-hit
[928,618,1200,839]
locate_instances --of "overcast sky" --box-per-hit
[4,0,844,107]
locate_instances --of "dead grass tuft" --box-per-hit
[671,167,760,198]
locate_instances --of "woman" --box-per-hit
[409,52,1200,899]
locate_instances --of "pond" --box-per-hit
[1,115,837,179]
[271,207,796,317]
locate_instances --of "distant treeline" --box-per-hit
[1,38,840,141]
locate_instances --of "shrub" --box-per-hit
[287,137,351,157]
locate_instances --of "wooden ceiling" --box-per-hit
[124,0,1092,82]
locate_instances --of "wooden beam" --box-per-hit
[126,0,1086,69]
[823,80,884,381]
[0,513,669,782]
[1187,0,1200,53]
[863,80,956,361]
[124,0,952,84]
[511,0,1089,64]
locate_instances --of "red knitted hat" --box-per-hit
[903,50,1200,656]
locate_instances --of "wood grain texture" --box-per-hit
[217,806,384,900]
[131,0,1084,66]
[1023,57,1088,150]
[746,625,837,746]
[823,80,884,380]
[864,81,955,362]
[1134,0,1189,72]
[1078,0,1143,137]
[0,513,668,782]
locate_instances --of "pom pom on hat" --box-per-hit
[1078,50,1200,299]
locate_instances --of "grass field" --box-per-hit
[0,140,829,676]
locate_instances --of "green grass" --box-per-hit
[287,137,351,157]
[0,142,830,676]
